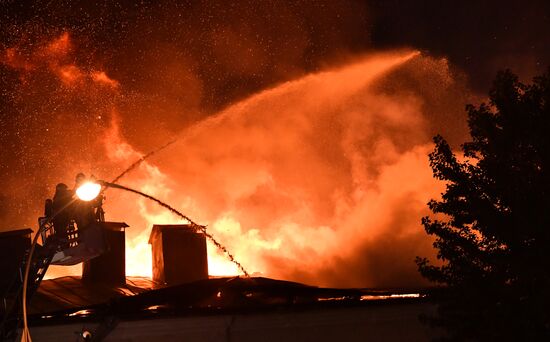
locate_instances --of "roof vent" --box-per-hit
[149,224,208,286]
[82,222,128,285]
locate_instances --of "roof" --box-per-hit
[100,221,129,231]
[0,228,33,239]
[30,276,157,314]
[27,278,440,341]
[28,276,429,325]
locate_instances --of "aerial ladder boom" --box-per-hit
[0,200,105,340]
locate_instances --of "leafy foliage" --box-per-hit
[417,69,550,340]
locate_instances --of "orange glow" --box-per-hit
[1,32,121,89]
[3,47,34,71]
[91,71,120,88]
[102,116,247,277]
[58,65,83,84]
[43,32,71,56]
[3,32,467,287]
[82,50,451,284]
[100,51,447,284]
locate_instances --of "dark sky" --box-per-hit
[2,1,548,107]
[0,0,548,227]
[369,0,550,93]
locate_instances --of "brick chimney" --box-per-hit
[82,222,128,285]
[148,224,208,286]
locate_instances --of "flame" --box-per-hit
[122,50,451,287]
[3,31,469,287]
[100,50,442,283]
[103,117,244,277]
[90,50,449,283]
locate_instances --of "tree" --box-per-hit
[417,69,550,340]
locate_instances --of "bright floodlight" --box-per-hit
[76,182,101,201]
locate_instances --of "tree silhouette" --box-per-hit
[417,69,550,340]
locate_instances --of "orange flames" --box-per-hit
[3,32,471,287]
[102,117,244,277]
[102,50,447,284]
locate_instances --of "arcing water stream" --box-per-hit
[105,181,250,276]
[110,138,178,184]
[102,50,429,283]
[104,136,249,275]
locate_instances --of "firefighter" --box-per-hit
[72,173,97,230]
[51,183,73,246]
[71,173,105,257]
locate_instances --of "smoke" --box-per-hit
[0,31,121,228]
[105,51,469,288]
[1,1,545,288]
[0,29,473,288]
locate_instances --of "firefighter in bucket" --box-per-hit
[48,173,106,265]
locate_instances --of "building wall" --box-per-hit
[27,301,443,341]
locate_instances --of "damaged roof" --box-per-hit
[29,276,429,326]
[30,276,157,314]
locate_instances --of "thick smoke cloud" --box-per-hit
[0,32,120,228]
[0,0,373,228]
[0,1,545,287]
[102,51,470,287]
[0,34,468,286]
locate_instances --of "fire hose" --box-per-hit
[19,179,248,341]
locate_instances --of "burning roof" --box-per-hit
[27,276,438,341]
[30,276,427,322]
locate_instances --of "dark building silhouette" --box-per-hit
[1,224,442,341]
[82,222,128,285]
[0,229,32,295]
[149,224,208,286]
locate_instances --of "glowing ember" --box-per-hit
[360,293,422,300]
[67,309,93,317]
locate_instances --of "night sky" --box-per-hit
[0,0,549,285]
[3,1,548,108]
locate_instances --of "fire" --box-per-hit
[125,230,153,278]
[3,32,469,287]
[103,118,244,277]
[118,50,449,287]
[80,50,448,284]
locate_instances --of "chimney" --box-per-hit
[82,222,128,285]
[148,224,208,286]
[0,228,33,295]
